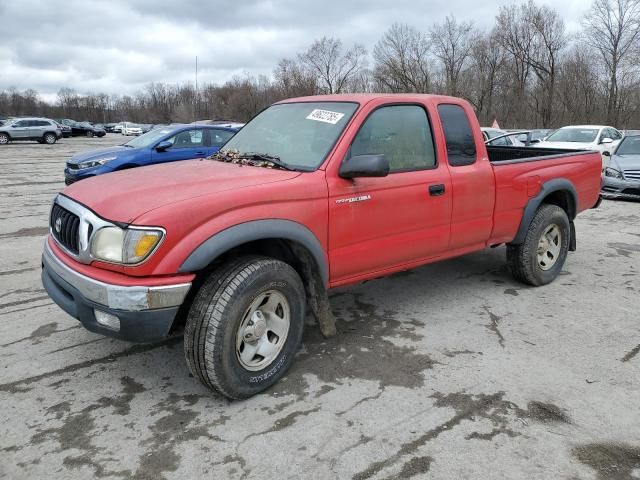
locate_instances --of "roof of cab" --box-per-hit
[276,93,468,105]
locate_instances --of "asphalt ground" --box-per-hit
[0,135,639,479]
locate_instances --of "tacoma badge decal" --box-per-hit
[336,194,371,204]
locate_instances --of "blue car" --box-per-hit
[64,124,240,185]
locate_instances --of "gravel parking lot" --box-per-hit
[0,136,639,480]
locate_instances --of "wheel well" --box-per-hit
[43,131,56,137]
[204,238,320,286]
[541,190,576,220]
[0,132,12,138]
[171,238,325,333]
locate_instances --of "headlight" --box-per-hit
[604,167,624,179]
[77,155,117,169]
[90,227,163,264]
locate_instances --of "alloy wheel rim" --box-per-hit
[537,224,561,271]
[236,290,290,371]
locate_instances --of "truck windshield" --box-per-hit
[220,102,359,171]
[615,136,640,155]
[545,128,598,143]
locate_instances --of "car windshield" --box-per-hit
[220,102,359,171]
[124,128,173,148]
[615,136,640,155]
[545,128,598,143]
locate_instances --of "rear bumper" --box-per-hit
[42,241,191,342]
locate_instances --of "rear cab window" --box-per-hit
[438,104,477,166]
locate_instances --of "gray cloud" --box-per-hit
[0,0,591,98]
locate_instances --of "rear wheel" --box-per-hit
[184,256,305,399]
[0,133,10,145]
[507,204,570,286]
[43,133,57,144]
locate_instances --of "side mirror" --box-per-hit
[155,140,172,152]
[602,150,611,157]
[339,154,390,179]
[600,137,613,144]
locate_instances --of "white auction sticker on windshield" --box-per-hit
[306,109,345,124]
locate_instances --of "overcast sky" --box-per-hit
[0,0,592,101]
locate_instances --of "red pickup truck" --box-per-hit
[42,94,602,398]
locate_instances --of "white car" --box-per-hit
[481,127,524,146]
[538,125,623,168]
[121,122,142,136]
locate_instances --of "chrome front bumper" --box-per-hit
[43,240,191,312]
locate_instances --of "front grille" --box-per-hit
[50,203,80,253]
[623,169,640,180]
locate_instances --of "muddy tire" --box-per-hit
[184,256,305,399]
[43,133,57,144]
[0,133,10,145]
[507,204,570,286]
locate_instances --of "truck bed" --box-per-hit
[487,145,592,164]
[487,146,603,245]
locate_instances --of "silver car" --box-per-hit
[0,117,62,145]
[602,134,640,200]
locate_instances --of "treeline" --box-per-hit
[2,0,640,129]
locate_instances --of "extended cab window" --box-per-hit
[350,105,436,171]
[438,104,477,166]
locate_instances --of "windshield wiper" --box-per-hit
[239,152,295,171]
[210,150,295,171]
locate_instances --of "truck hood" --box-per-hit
[611,154,640,171]
[68,145,133,165]
[63,159,301,223]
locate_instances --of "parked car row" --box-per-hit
[64,123,240,184]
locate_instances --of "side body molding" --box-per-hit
[511,178,578,245]
[178,219,329,283]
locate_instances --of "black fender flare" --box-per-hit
[178,219,329,283]
[511,178,577,245]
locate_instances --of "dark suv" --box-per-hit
[0,118,62,145]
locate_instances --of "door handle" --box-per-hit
[429,184,445,196]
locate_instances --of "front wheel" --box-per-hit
[86,131,93,138]
[184,256,306,399]
[0,133,8,145]
[507,204,570,286]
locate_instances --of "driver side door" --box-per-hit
[327,103,452,285]
[10,120,30,139]
[151,128,207,164]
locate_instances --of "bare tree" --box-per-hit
[497,1,566,126]
[430,15,476,96]
[273,58,317,97]
[299,37,367,94]
[466,31,507,125]
[373,23,433,93]
[582,0,640,125]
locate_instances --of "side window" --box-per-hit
[14,120,29,127]
[610,128,622,140]
[166,129,204,149]
[210,129,235,146]
[438,104,477,166]
[350,105,436,172]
